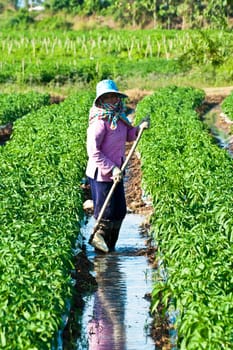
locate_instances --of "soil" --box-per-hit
[1,86,233,348]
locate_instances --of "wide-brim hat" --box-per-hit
[94,79,128,105]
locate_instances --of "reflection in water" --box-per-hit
[78,214,155,350]
[88,255,126,350]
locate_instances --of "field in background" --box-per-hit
[0,29,233,96]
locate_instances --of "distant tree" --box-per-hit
[44,0,111,13]
[1,0,18,9]
[0,1,5,11]
[203,0,228,28]
[79,0,101,14]
[109,0,156,27]
[47,0,69,10]
[144,0,159,28]
[177,0,195,29]
[137,0,160,28]
[4,0,233,30]
[158,0,179,29]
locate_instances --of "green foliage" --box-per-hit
[117,58,188,77]
[1,0,233,29]
[48,0,70,11]
[44,0,109,14]
[0,29,232,88]
[136,86,233,349]
[0,2,5,13]
[0,91,93,348]
[203,0,228,29]
[0,91,51,124]
[216,57,233,83]
[221,91,233,120]
[179,30,229,67]
[5,8,34,29]
[36,15,73,30]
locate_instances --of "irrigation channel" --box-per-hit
[64,97,233,350]
[76,213,157,350]
[203,104,233,156]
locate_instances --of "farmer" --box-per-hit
[86,79,150,253]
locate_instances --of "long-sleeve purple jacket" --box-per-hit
[86,118,138,182]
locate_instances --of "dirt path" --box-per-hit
[203,86,233,97]
[125,86,233,103]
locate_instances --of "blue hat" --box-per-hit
[94,79,128,105]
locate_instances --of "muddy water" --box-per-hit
[204,105,233,156]
[77,214,156,350]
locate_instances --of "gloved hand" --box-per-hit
[112,166,123,182]
[139,115,150,130]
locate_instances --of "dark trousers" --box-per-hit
[88,177,127,221]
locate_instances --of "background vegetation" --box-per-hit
[136,86,233,350]
[0,28,233,98]
[0,0,233,30]
[0,92,92,349]
[0,1,232,97]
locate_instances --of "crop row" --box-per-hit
[0,91,93,349]
[0,91,50,125]
[221,91,233,120]
[1,29,232,60]
[0,29,233,84]
[135,86,233,349]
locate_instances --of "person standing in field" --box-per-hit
[86,79,150,253]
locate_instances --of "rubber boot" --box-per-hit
[89,220,113,253]
[90,232,109,253]
[108,220,122,251]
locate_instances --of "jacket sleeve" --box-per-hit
[87,120,115,176]
[126,125,139,142]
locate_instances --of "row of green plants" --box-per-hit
[0,91,93,349]
[0,29,187,85]
[0,91,50,124]
[0,29,233,85]
[221,91,233,120]
[135,86,233,349]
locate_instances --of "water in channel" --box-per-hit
[77,213,156,350]
[204,105,233,157]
